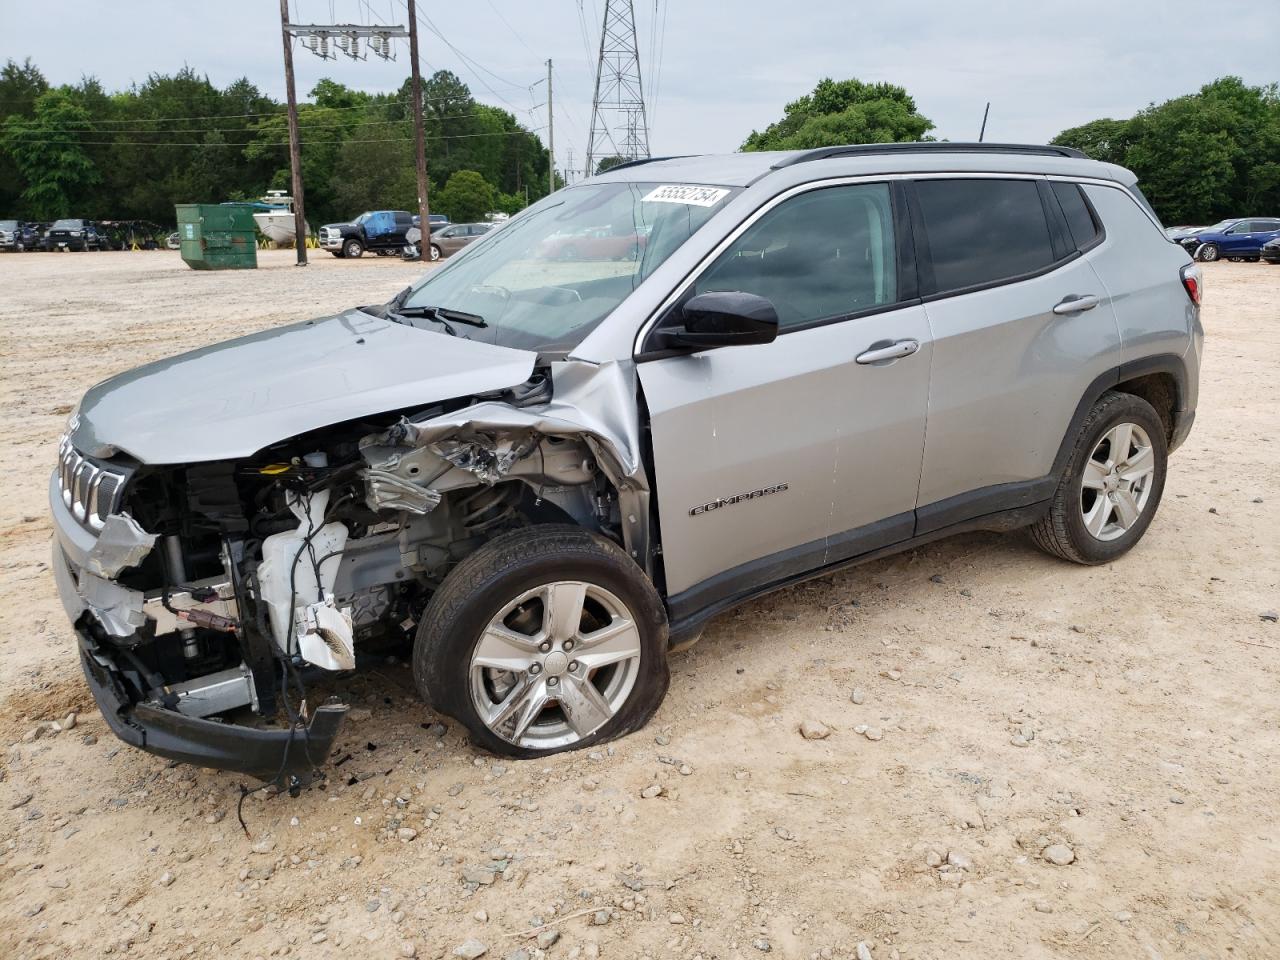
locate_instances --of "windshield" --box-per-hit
[0,220,17,230]
[399,181,738,353]
[51,219,82,229]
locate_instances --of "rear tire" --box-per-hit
[413,525,669,759]
[1030,391,1167,565]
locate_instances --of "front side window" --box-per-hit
[401,181,737,353]
[693,183,898,330]
[914,178,1055,294]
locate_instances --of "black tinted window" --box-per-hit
[1051,181,1101,250]
[915,179,1055,293]
[696,183,898,330]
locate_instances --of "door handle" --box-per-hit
[1052,294,1100,315]
[856,339,920,365]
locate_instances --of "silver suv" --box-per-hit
[50,143,1203,781]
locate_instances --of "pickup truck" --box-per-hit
[318,210,417,258]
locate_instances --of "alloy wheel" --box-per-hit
[468,581,643,749]
[1079,421,1155,541]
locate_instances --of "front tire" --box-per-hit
[343,238,364,258]
[414,525,669,759]
[1197,242,1220,262]
[429,243,441,261]
[1030,391,1167,565]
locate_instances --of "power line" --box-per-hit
[4,129,546,147]
[18,112,505,135]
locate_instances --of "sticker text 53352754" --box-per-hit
[642,185,731,207]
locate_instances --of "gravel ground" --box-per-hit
[0,250,1277,960]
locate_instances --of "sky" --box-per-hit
[2,0,1277,178]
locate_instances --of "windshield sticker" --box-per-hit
[641,185,730,207]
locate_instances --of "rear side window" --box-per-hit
[913,179,1055,294]
[1051,181,1101,250]
[695,182,898,330]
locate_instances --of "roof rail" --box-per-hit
[594,155,691,174]
[771,142,1088,169]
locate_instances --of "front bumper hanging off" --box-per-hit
[51,480,347,783]
[76,624,347,782]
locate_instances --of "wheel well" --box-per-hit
[1114,372,1178,443]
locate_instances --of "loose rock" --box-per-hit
[850,687,866,705]
[799,720,831,740]
[1042,843,1075,866]
[454,940,489,959]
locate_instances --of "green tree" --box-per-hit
[742,78,933,151]
[436,169,494,223]
[1054,77,1280,224]
[0,58,49,213]
[1,89,100,218]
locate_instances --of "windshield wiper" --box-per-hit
[395,305,488,328]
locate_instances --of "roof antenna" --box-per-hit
[978,102,991,143]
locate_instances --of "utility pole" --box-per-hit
[279,0,308,265]
[546,59,555,195]
[407,0,431,262]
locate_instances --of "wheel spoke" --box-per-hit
[1082,458,1109,490]
[1119,445,1154,483]
[1113,489,1141,529]
[472,623,541,672]
[543,581,587,642]
[488,676,548,742]
[1084,496,1112,538]
[574,617,643,672]
[556,674,614,738]
[1107,423,1134,466]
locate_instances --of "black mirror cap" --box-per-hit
[666,291,779,349]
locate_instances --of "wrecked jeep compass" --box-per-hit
[52,145,1201,782]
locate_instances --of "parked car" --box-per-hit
[319,210,416,258]
[45,218,103,251]
[1261,236,1280,264]
[50,143,1201,782]
[0,219,29,251]
[537,225,647,261]
[402,221,494,261]
[1176,217,1280,262]
[19,221,41,249]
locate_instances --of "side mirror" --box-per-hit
[664,291,779,350]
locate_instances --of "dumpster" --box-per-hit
[175,203,258,270]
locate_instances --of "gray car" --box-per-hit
[403,221,494,261]
[50,143,1202,781]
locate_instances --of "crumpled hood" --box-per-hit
[70,310,536,464]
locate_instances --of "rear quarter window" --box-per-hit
[1051,181,1102,250]
[913,178,1056,294]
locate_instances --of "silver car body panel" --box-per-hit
[915,236,1122,508]
[70,309,537,464]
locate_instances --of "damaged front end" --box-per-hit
[50,361,649,783]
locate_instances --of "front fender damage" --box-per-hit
[360,359,652,569]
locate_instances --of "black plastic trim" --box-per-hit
[771,142,1087,169]
[76,627,346,783]
[915,477,1057,536]
[666,500,1049,647]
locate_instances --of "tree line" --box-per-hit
[0,58,554,228]
[743,76,1280,225]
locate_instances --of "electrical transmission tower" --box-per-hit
[584,0,650,178]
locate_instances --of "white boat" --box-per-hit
[251,191,310,246]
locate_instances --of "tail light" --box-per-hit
[1180,263,1202,305]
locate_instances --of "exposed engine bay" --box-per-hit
[59,360,650,783]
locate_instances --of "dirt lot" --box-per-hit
[1,249,1277,960]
